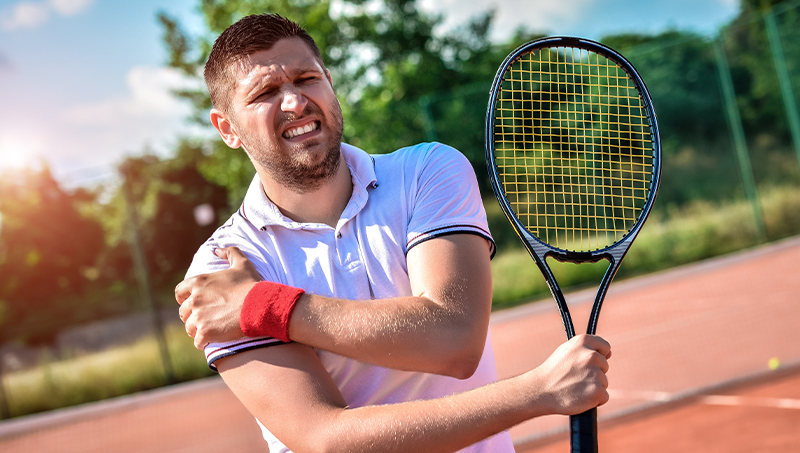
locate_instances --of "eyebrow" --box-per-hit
[241,64,324,95]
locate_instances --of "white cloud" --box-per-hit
[48,0,95,16]
[419,0,591,42]
[54,66,208,173]
[0,1,50,30]
[0,0,94,30]
[64,66,199,125]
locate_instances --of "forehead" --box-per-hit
[230,38,325,84]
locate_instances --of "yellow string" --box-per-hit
[493,47,655,252]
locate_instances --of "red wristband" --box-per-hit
[240,281,305,342]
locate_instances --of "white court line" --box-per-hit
[699,395,800,410]
[610,389,800,410]
[608,389,677,402]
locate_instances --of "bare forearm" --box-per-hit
[289,293,489,378]
[312,374,539,453]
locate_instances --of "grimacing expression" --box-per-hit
[226,38,344,193]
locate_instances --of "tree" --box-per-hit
[0,167,106,344]
[101,143,230,296]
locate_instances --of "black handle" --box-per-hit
[570,408,598,453]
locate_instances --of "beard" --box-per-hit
[237,99,344,194]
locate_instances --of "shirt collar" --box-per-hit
[240,143,377,230]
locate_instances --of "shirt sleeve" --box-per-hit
[405,143,495,257]
[185,218,290,372]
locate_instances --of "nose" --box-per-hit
[280,85,307,114]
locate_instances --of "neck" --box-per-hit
[256,154,352,228]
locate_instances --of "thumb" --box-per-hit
[214,246,248,268]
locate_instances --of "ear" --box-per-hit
[325,68,334,87]
[210,108,242,149]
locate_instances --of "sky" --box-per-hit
[0,0,740,186]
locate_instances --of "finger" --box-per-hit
[586,334,612,358]
[215,246,247,268]
[595,354,610,374]
[597,389,610,406]
[185,319,197,339]
[174,278,195,305]
[599,369,609,389]
[178,298,194,324]
[194,331,207,350]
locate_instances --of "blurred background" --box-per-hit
[0,0,798,425]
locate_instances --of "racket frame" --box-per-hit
[485,36,662,453]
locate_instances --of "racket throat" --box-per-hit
[534,254,577,339]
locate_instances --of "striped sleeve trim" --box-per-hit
[407,224,496,259]
[205,337,289,372]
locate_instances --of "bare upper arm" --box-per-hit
[406,233,492,314]
[405,234,493,370]
[216,343,347,451]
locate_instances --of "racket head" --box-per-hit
[485,36,661,263]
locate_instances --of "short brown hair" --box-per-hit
[204,14,323,114]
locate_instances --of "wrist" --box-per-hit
[517,368,556,418]
[240,281,305,342]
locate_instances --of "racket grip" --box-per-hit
[569,408,598,453]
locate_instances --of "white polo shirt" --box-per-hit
[186,142,514,452]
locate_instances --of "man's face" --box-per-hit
[223,38,344,193]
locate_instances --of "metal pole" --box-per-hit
[764,7,800,169]
[713,39,766,240]
[121,166,176,384]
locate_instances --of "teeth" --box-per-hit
[284,122,318,139]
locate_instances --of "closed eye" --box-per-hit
[296,75,318,85]
[255,86,278,100]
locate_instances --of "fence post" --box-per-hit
[713,38,766,240]
[120,165,176,385]
[764,7,800,170]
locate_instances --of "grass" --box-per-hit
[1,323,212,419]
[2,184,799,420]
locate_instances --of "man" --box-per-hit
[175,13,611,452]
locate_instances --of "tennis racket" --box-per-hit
[485,37,661,452]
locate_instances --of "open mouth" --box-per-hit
[283,121,320,139]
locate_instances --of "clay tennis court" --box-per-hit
[1,236,798,452]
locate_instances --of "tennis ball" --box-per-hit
[768,357,781,370]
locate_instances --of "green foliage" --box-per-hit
[0,142,230,346]
[194,140,256,206]
[0,167,107,344]
[112,143,230,293]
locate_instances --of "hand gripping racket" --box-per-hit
[485,37,661,452]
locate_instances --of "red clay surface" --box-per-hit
[518,368,800,453]
[1,236,799,452]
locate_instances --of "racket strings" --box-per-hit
[493,47,655,253]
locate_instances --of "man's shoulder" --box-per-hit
[378,142,459,158]
[185,208,271,279]
[373,142,467,172]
